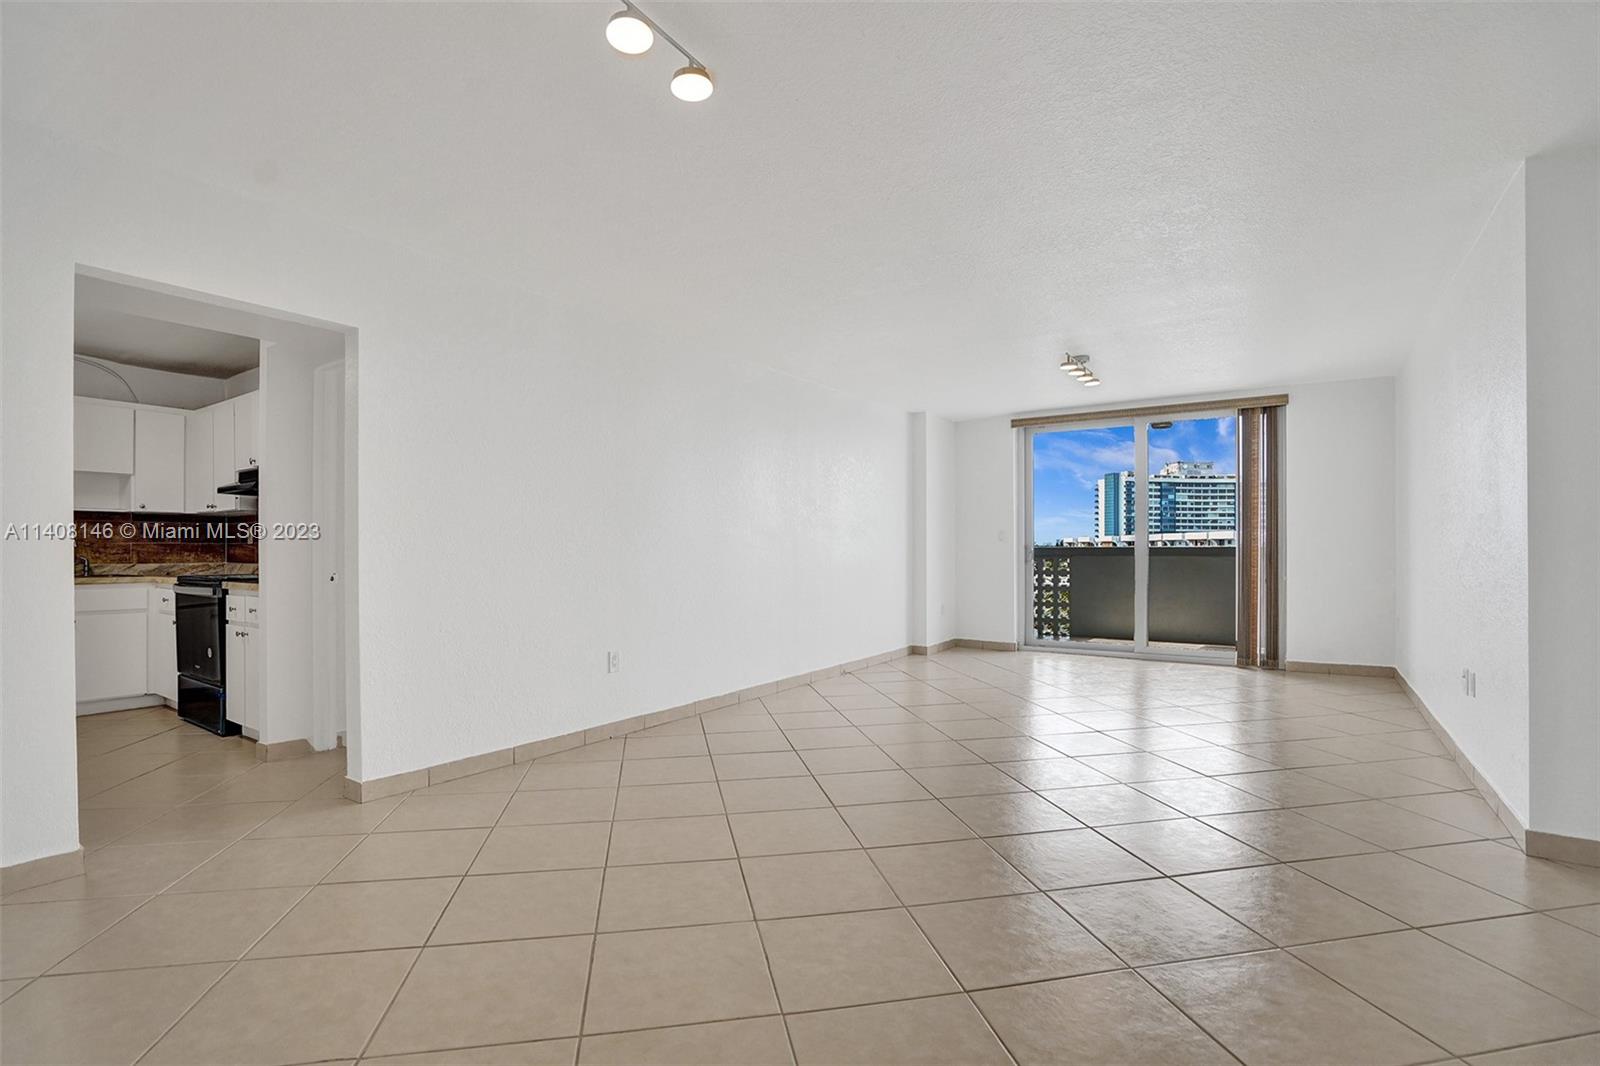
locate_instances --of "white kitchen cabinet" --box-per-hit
[225,592,260,735]
[211,400,236,498]
[233,391,259,468]
[132,408,186,513]
[184,408,221,513]
[74,400,135,475]
[146,587,178,704]
[75,585,150,706]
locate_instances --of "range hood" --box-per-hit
[217,466,258,497]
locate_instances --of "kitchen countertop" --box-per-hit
[75,575,260,588]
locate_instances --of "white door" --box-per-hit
[311,361,346,748]
[132,408,186,513]
[233,392,259,468]
[185,408,216,513]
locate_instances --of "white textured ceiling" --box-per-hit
[5,2,1595,418]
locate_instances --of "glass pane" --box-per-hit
[1145,415,1238,655]
[1030,425,1135,648]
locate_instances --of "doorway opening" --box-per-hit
[70,267,359,769]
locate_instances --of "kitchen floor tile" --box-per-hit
[1426,914,1600,1015]
[326,828,488,881]
[579,1017,792,1065]
[0,963,226,1066]
[145,950,415,1064]
[432,869,602,943]
[867,839,1033,905]
[597,860,751,931]
[786,994,1012,1065]
[1293,851,1527,925]
[729,808,858,856]
[759,909,956,1012]
[170,835,360,891]
[910,892,1121,988]
[499,787,617,825]
[1098,818,1275,875]
[367,938,591,1054]
[606,815,734,866]
[1053,878,1269,965]
[377,792,511,832]
[988,829,1159,890]
[468,824,608,875]
[0,896,146,979]
[1291,930,1600,1056]
[740,849,900,918]
[1178,863,1405,945]
[252,877,459,956]
[942,792,1084,836]
[1143,949,1446,1066]
[53,886,304,972]
[815,769,933,806]
[584,923,776,1033]
[717,775,832,813]
[612,782,724,820]
[973,970,1234,1066]
[836,800,974,847]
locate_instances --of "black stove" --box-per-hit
[174,578,238,734]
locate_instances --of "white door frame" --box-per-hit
[310,359,346,750]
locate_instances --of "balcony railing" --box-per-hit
[1032,545,1237,646]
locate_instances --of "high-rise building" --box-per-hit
[1093,461,1237,540]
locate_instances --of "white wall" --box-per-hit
[908,414,957,648]
[953,416,1019,643]
[1,121,913,865]
[1396,169,1531,824]
[1283,378,1396,667]
[952,383,1399,660]
[1524,145,1599,841]
[72,355,231,410]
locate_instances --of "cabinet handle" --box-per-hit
[138,504,147,509]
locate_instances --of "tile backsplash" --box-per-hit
[74,511,258,574]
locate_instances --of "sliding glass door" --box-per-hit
[1022,409,1239,662]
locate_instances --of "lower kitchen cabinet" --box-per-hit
[75,585,151,705]
[147,586,178,704]
[225,593,261,734]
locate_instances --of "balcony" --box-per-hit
[1032,545,1236,647]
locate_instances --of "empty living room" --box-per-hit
[1,2,1596,1064]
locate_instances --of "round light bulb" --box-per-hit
[606,11,654,55]
[671,65,715,102]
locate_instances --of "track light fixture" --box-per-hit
[1059,354,1101,387]
[605,2,714,102]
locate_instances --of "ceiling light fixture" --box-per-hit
[605,3,714,101]
[606,10,655,54]
[1060,353,1102,387]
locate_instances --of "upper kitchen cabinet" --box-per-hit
[182,393,259,512]
[233,391,259,468]
[184,407,216,512]
[74,399,134,474]
[132,408,185,512]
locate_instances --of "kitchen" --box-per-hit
[70,272,351,760]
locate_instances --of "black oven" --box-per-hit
[174,578,238,735]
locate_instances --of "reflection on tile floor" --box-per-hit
[4,649,1599,1064]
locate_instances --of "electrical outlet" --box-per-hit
[606,651,621,674]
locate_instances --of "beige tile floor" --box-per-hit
[5,649,1600,1064]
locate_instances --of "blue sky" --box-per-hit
[1033,416,1238,544]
